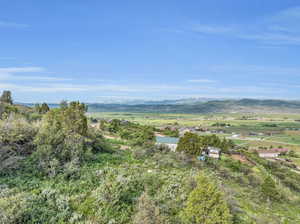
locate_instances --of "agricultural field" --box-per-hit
[89,112,300,151]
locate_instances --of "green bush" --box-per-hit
[34,102,107,176]
[261,176,282,202]
[133,192,168,224]
[180,173,232,224]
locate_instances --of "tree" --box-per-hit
[40,103,50,114]
[0,90,13,104]
[60,100,68,109]
[180,173,232,224]
[34,104,41,113]
[177,133,234,155]
[0,104,4,118]
[261,176,281,201]
[34,101,98,176]
[176,132,204,155]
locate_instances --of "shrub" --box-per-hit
[0,116,38,174]
[34,102,107,176]
[261,176,282,202]
[0,116,37,155]
[133,192,168,224]
[180,173,232,224]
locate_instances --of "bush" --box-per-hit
[261,176,282,202]
[0,116,38,174]
[180,173,232,224]
[133,192,168,224]
[0,116,37,155]
[0,186,74,224]
[34,102,107,176]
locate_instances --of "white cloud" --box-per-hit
[0,67,71,81]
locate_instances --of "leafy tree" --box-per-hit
[177,132,204,155]
[0,90,13,104]
[180,173,232,224]
[177,133,234,155]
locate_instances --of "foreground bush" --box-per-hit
[180,173,232,224]
[133,192,169,224]
[0,116,38,174]
[34,102,108,176]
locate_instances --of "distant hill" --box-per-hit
[87,99,300,114]
[20,99,300,114]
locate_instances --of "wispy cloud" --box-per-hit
[207,64,300,76]
[169,6,300,46]
[187,79,217,83]
[0,67,71,81]
[0,21,29,28]
[190,24,233,34]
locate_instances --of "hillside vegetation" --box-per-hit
[1,92,300,223]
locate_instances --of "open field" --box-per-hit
[89,112,300,151]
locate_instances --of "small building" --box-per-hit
[257,150,279,158]
[207,147,221,159]
[257,148,289,158]
[156,136,179,152]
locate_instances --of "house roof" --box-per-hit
[257,150,280,154]
[256,148,289,154]
[208,147,221,153]
[256,148,289,153]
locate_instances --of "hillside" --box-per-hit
[1,98,300,223]
[87,99,300,114]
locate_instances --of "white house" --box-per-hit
[257,150,279,158]
[257,148,289,158]
[207,147,221,159]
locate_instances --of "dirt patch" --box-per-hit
[231,154,254,165]
[120,145,130,150]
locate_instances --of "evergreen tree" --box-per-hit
[40,103,50,114]
[34,104,41,113]
[0,90,13,104]
[180,173,232,224]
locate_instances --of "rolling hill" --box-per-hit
[87,99,300,114]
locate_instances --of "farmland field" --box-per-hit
[89,112,300,151]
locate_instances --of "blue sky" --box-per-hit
[1,0,300,102]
